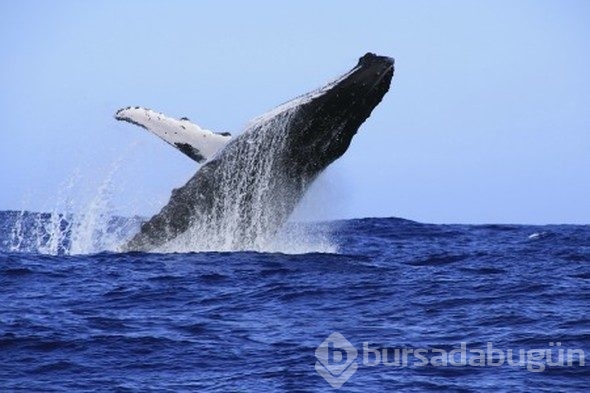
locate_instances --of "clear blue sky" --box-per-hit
[1,1,589,224]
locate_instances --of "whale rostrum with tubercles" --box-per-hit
[116,53,394,252]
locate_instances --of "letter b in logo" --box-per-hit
[315,332,358,388]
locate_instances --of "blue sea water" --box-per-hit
[0,211,588,391]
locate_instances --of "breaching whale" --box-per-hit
[117,53,394,251]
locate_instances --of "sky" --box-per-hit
[1,0,589,224]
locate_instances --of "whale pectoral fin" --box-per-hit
[174,142,205,162]
[115,106,232,163]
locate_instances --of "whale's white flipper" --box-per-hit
[115,106,232,163]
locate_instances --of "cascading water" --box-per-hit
[120,54,394,253]
[159,109,337,253]
[5,129,336,255]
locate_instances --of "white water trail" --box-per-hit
[154,109,338,254]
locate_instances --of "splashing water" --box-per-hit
[7,160,140,255]
[7,127,337,255]
[68,161,122,254]
[153,109,338,254]
[8,210,26,253]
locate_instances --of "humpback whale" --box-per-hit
[117,53,394,251]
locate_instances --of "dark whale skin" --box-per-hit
[125,53,394,251]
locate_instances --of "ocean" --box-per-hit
[0,211,588,391]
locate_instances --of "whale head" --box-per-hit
[279,52,394,178]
